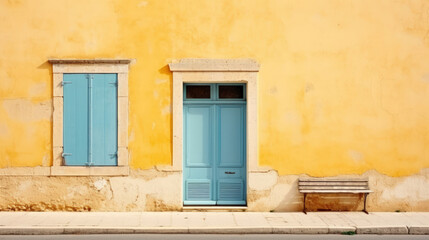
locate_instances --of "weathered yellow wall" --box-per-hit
[1,0,429,177]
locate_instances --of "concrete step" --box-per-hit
[182,206,247,212]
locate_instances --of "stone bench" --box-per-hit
[298,177,372,214]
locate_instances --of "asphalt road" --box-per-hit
[1,235,429,240]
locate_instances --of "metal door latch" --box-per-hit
[61,81,72,86]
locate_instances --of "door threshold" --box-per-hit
[182,206,247,212]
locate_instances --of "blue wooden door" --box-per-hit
[216,104,246,205]
[183,104,216,205]
[63,73,118,166]
[183,84,246,206]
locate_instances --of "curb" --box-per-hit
[409,226,429,235]
[0,226,428,235]
[356,226,409,235]
[272,226,329,234]
[188,227,272,234]
[328,227,356,234]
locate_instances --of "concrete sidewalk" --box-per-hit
[0,212,428,235]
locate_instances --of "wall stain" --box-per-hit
[2,99,52,122]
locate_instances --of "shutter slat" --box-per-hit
[91,74,118,166]
[218,181,243,201]
[300,190,373,193]
[299,182,368,186]
[63,73,89,166]
[299,178,368,182]
[187,182,211,200]
[299,186,368,190]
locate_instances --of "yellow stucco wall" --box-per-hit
[1,0,429,177]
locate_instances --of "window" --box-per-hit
[63,73,118,166]
[185,85,211,99]
[218,85,244,99]
[49,59,131,176]
[184,83,246,101]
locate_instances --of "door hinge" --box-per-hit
[61,81,72,86]
[109,152,118,157]
[62,153,72,157]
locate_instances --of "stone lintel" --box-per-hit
[169,59,260,72]
[48,59,133,65]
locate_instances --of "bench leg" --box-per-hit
[303,193,307,214]
[363,193,369,214]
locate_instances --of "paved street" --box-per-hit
[0,212,429,235]
[1,234,429,240]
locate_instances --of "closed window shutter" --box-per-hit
[63,74,89,166]
[91,74,118,166]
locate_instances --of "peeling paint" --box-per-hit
[138,1,148,7]
[248,169,429,212]
[155,79,167,84]
[1,203,91,212]
[249,170,278,191]
[42,155,49,167]
[2,99,51,122]
[0,122,9,137]
[380,175,429,200]
[421,73,429,82]
[161,105,171,115]
[348,150,364,163]
[28,82,47,97]
[94,179,108,191]
[129,130,135,143]
[0,169,427,212]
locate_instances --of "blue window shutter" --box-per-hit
[63,74,89,166]
[91,74,118,166]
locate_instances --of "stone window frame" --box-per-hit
[168,59,260,205]
[49,59,131,176]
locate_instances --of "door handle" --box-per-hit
[225,171,235,174]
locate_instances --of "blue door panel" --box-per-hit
[218,105,245,168]
[184,105,213,167]
[186,168,213,178]
[63,74,89,166]
[92,74,118,166]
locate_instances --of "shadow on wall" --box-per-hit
[158,64,173,165]
[39,60,54,167]
[273,178,303,212]
[304,194,364,212]
[272,178,364,212]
